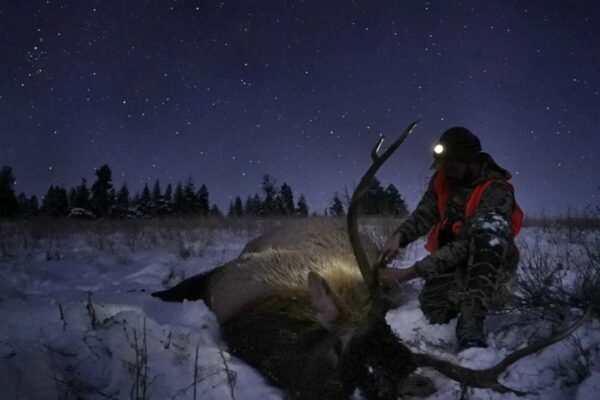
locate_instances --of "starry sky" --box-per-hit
[1,0,599,216]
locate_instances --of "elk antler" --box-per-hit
[413,308,591,394]
[346,119,420,306]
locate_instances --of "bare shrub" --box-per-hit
[506,219,600,326]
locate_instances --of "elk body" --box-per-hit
[153,121,586,399]
[155,219,418,398]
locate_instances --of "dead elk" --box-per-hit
[153,120,587,399]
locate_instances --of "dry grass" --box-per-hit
[0,216,281,256]
[0,216,408,257]
[524,213,600,230]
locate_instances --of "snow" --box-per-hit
[0,222,598,399]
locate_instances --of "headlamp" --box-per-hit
[433,144,444,155]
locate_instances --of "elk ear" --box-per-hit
[308,272,339,332]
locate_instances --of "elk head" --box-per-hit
[301,120,425,399]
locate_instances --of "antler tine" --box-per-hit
[370,136,385,162]
[347,119,420,299]
[412,308,591,393]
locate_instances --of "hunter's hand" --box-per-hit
[377,231,403,265]
[381,266,418,285]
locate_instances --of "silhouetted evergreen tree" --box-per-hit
[116,184,130,208]
[329,193,345,216]
[17,193,39,216]
[384,184,409,217]
[209,204,222,217]
[261,174,278,215]
[197,184,209,216]
[228,195,246,217]
[152,179,162,203]
[183,178,196,214]
[91,164,113,217]
[361,177,387,215]
[68,188,77,209]
[350,179,409,216]
[173,182,185,214]
[277,182,295,215]
[30,195,39,214]
[233,196,244,217]
[113,183,130,218]
[245,194,262,216]
[70,178,91,210]
[151,179,172,215]
[139,183,152,213]
[0,166,18,217]
[42,186,69,217]
[296,194,309,217]
[164,184,173,204]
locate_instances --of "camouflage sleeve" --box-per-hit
[466,181,515,231]
[413,181,516,279]
[393,179,439,245]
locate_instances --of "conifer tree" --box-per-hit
[30,195,39,214]
[17,193,38,216]
[183,178,196,214]
[91,164,113,217]
[137,183,151,215]
[173,182,185,215]
[114,183,130,218]
[261,174,278,215]
[70,178,91,209]
[0,166,18,217]
[277,182,295,216]
[296,194,309,217]
[117,184,130,209]
[245,194,262,216]
[329,193,345,216]
[233,196,244,217]
[69,188,77,209]
[140,183,151,205]
[384,184,409,217]
[244,195,253,216]
[209,204,222,217]
[152,179,172,215]
[42,186,69,217]
[361,177,386,215]
[164,184,173,204]
[197,184,209,216]
[152,179,162,203]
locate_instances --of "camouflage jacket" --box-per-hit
[395,153,518,279]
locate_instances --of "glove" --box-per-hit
[377,231,405,265]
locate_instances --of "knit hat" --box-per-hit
[431,127,482,169]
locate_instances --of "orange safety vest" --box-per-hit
[424,171,524,253]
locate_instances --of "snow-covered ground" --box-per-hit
[0,221,598,399]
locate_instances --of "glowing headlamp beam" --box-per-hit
[433,144,444,154]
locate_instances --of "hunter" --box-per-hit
[379,126,524,350]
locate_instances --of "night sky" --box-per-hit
[1,1,599,216]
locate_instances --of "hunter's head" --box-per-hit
[431,126,482,181]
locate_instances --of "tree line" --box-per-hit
[0,165,409,219]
